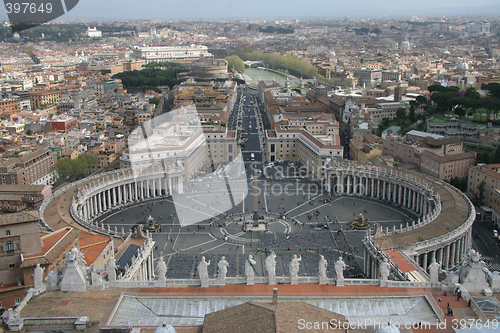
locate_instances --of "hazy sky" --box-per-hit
[2,0,500,21]
[61,0,500,20]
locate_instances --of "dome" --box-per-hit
[154,324,176,333]
[400,40,410,50]
[459,61,469,70]
[376,323,401,333]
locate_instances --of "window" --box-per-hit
[14,298,20,305]
[9,263,15,269]
[6,230,10,236]
[6,241,14,251]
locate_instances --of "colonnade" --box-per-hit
[328,172,436,218]
[323,160,475,276]
[413,229,472,271]
[71,167,184,224]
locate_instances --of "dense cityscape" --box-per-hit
[0,13,499,333]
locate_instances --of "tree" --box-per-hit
[464,86,480,99]
[409,103,416,122]
[25,129,32,135]
[150,97,160,105]
[226,55,245,73]
[396,107,406,119]
[53,154,98,180]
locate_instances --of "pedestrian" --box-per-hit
[438,297,441,304]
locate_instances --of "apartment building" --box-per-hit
[0,211,42,311]
[0,99,22,118]
[29,89,61,111]
[383,133,476,180]
[353,68,382,84]
[0,147,57,185]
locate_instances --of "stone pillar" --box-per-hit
[97,193,102,214]
[437,248,443,266]
[118,185,122,204]
[450,242,456,267]
[106,189,112,207]
[371,179,375,197]
[346,175,351,194]
[382,181,386,200]
[104,189,108,209]
[423,252,428,272]
[444,245,450,269]
[112,187,116,206]
[404,187,408,208]
[152,178,156,197]
[168,177,172,195]
[93,196,97,216]
[158,178,162,196]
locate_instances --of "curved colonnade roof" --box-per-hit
[373,172,471,251]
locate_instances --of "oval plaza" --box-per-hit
[26,100,491,331]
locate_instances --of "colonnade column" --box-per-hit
[450,242,456,267]
[444,245,450,269]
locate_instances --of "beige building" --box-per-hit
[479,128,500,148]
[467,164,500,208]
[350,134,383,163]
[265,121,343,179]
[29,89,61,111]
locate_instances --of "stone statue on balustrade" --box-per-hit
[428,257,440,285]
[289,254,301,284]
[33,263,45,290]
[379,258,390,286]
[197,256,210,287]
[265,251,277,285]
[319,255,328,285]
[245,255,257,285]
[457,249,490,292]
[106,257,117,282]
[90,269,105,290]
[218,256,229,282]
[45,268,60,290]
[335,256,346,286]
[155,257,167,282]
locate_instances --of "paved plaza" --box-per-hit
[94,88,417,281]
[95,179,417,279]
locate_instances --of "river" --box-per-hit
[242,68,305,91]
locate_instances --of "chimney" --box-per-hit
[272,288,278,305]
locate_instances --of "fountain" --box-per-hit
[351,214,370,229]
[142,215,161,233]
